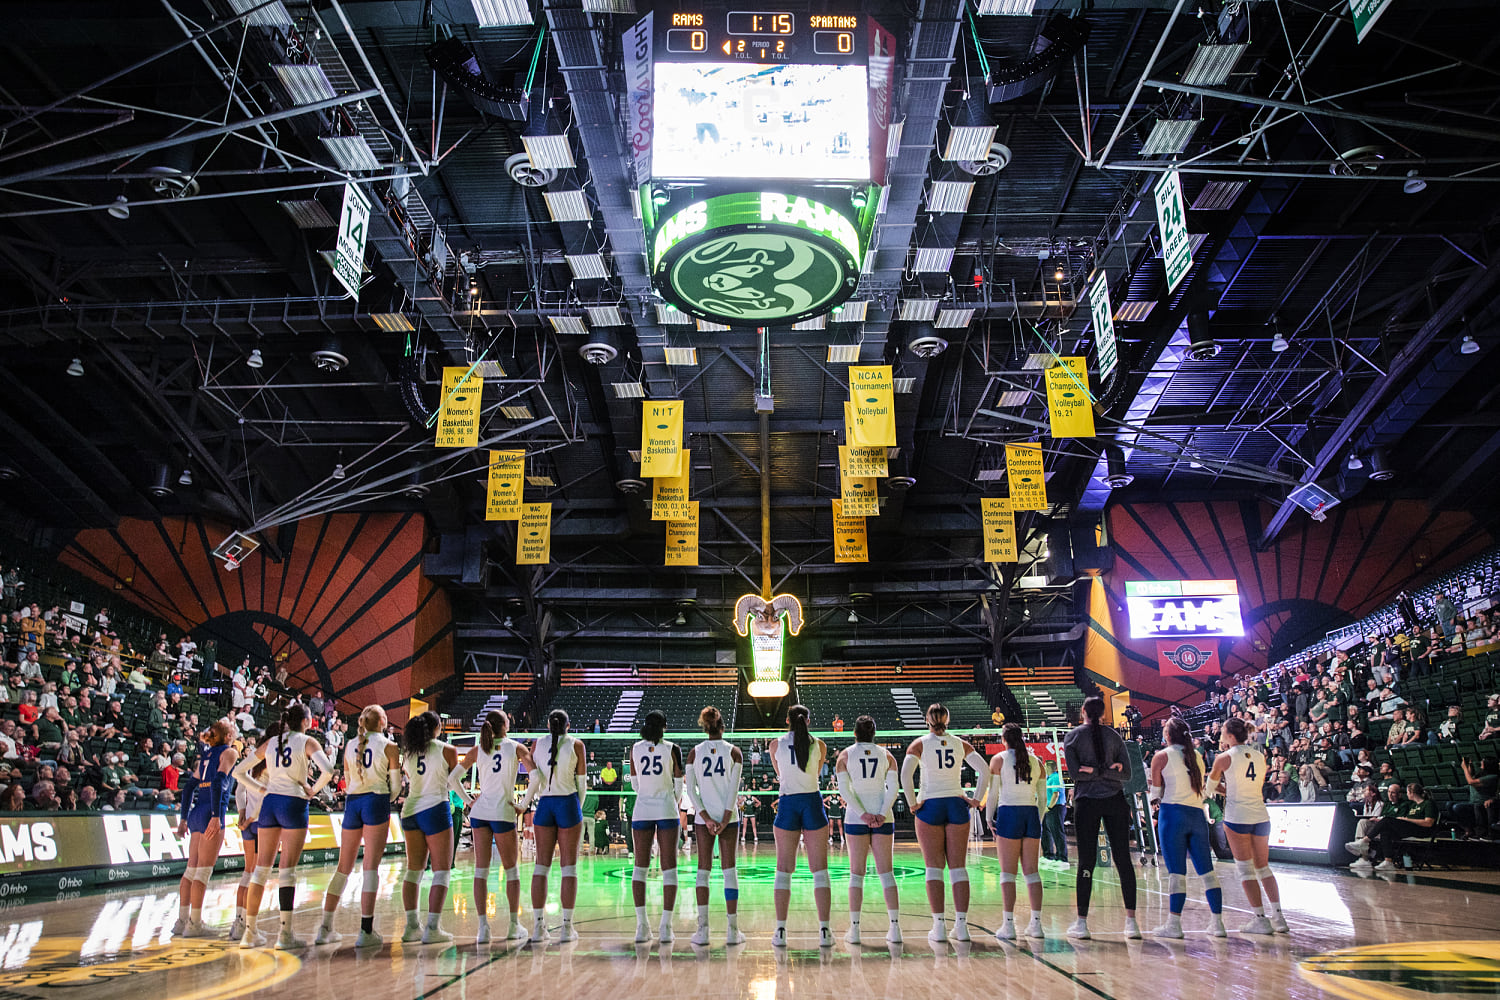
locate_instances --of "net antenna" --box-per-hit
[212,531,260,572]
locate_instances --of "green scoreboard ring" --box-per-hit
[650,191,864,325]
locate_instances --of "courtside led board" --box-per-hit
[1125,579,1244,639]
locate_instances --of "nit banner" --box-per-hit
[641,400,684,477]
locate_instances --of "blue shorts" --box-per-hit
[243,821,259,842]
[342,792,392,830]
[185,796,220,834]
[773,792,828,832]
[533,795,582,829]
[259,793,310,830]
[843,821,895,837]
[401,802,453,836]
[915,796,971,826]
[993,805,1042,840]
[1225,820,1271,837]
[471,817,517,834]
[631,817,680,831]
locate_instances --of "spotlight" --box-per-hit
[1402,170,1427,195]
[503,616,513,628]
[178,468,193,486]
[247,348,264,369]
[1460,335,1480,355]
[66,358,84,377]
[331,463,346,480]
[107,195,130,220]
[675,611,687,626]
[1270,332,1289,353]
[1346,453,1363,471]
[848,610,858,624]
[1054,266,1065,282]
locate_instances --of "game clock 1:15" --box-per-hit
[726,11,794,36]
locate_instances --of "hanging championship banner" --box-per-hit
[832,499,868,563]
[434,367,482,448]
[652,448,692,520]
[664,501,699,566]
[516,503,552,564]
[840,472,880,516]
[1006,443,1048,511]
[1045,357,1095,438]
[849,365,896,446]
[641,400,685,477]
[981,498,1018,563]
[485,449,526,521]
[843,443,888,478]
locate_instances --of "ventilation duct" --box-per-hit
[425,37,529,123]
[986,16,1091,104]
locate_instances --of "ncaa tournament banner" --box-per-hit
[1156,639,1222,676]
[624,13,653,183]
[641,400,685,477]
[485,449,526,521]
[664,501,699,566]
[652,449,692,520]
[516,503,552,565]
[849,365,896,447]
[433,367,483,448]
[1005,443,1048,510]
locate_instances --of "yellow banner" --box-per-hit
[1006,443,1048,511]
[651,449,692,521]
[641,400,685,477]
[664,501,699,566]
[409,697,429,719]
[840,472,880,516]
[1045,356,1095,438]
[434,367,482,448]
[849,365,896,446]
[484,449,526,521]
[516,503,552,564]
[845,444,888,478]
[832,499,868,563]
[981,498,1018,563]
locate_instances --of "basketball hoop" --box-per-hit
[212,530,259,572]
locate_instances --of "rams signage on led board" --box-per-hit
[1125,579,1244,640]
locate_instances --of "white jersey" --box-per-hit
[1160,744,1208,808]
[530,733,583,797]
[402,740,453,817]
[992,749,1047,809]
[472,737,524,823]
[344,732,395,796]
[915,732,967,799]
[265,731,313,799]
[1220,744,1270,825]
[691,739,740,821]
[843,742,894,822]
[773,732,824,795]
[630,739,680,822]
[235,774,264,823]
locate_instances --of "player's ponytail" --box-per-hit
[352,704,383,779]
[1003,723,1031,784]
[547,709,568,777]
[1083,695,1108,772]
[480,709,508,754]
[640,710,667,745]
[1224,716,1250,746]
[854,714,876,743]
[788,704,812,771]
[698,706,723,738]
[403,711,438,755]
[927,703,949,734]
[1165,714,1203,796]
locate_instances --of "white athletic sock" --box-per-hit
[697,904,709,925]
[1268,900,1283,914]
[1252,905,1264,916]
[320,911,335,930]
[635,906,647,924]
[727,913,739,931]
[235,905,246,919]
[775,919,786,933]
[955,911,967,924]
[426,912,440,930]
[1003,910,1015,922]
[189,907,202,922]
[178,903,190,921]
[405,909,419,928]
[889,909,900,922]
[477,911,489,927]
[932,914,944,930]
[561,908,573,926]
[850,915,860,925]
[819,920,830,933]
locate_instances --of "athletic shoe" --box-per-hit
[182,919,211,939]
[634,922,652,944]
[170,916,188,937]
[557,923,578,943]
[506,921,527,941]
[950,921,971,943]
[843,925,861,946]
[238,929,267,949]
[1150,919,1184,939]
[885,923,902,945]
[994,920,1017,942]
[659,921,675,944]
[355,929,384,949]
[1024,918,1044,939]
[691,925,711,946]
[1269,912,1290,934]
[313,926,343,946]
[1123,918,1142,940]
[1375,859,1399,872]
[1349,857,1374,870]
[1239,915,1274,936]
[727,927,747,946]
[1343,838,1369,858]
[531,921,549,944]
[1207,915,1227,938]
[275,927,309,950]
[402,924,424,943]
[772,927,787,949]
[819,927,835,948]
[227,916,246,942]
[928,923,948,944]
[422,926,453,945]
[1066,918,1091,939]
[475,924,491,945]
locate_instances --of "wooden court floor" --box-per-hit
[0,843,1495,1000]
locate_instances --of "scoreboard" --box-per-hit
[661,10,870,64]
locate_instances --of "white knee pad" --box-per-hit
[1200,871,1221,892]
[327,871,348,897]
[773,870,792,892]
[249,868,271,887]
[278,868,296,890]
[1234,859,1257,882]
[239,869,254,889]
[363,869,380,893]
[1167,873,1187,895]
[849,871,865,892]
[1256,867,1275,884]
[632,866,649,885]
[878,871,897,890]
[722,869,737,892]
[662,869,678,887]
[189,867,211,887]
[430,870,451,888]
[696,870,710,889]
[504,866,520,884]
[999,871,1016,885]
[404,868,424,886]
[559,865,577,879]
[472,867,490,884]
[925,867,944,882]
[949,867,969,884]
[1023,872,1040,887]
[812,870,830,890]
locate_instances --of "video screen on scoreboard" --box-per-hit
[652,61,871,180]
[1267,803,1336,851]
[1125,579,1244,640]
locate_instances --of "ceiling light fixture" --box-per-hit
[1403,170,1427,195]
[675,611,687,626]
[370,312,415,333]
[319,134,382,172]
[178,468,193,486]
[66,358,84,377]
[1346,452,1363,471]
[827,344,862,363]
[1270,332,1290,353]
[107,195,130,220]
[543,189,592,222]
[332,462,346,480]
[1460,335,1480,355]
[273,64,338,106]
[246,348,264,369]
[847,610,858,624]
[585,305,625,327]
[547,315,589,335]
[471,0,533,26]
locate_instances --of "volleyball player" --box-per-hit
[770,705,833,948]
[228,735,268,944]
[449,709,533,943]
[317,705,399,947]
[172,719,237,938]
[1062,696,1139,939]
[398,710,458,944]
[1147,715,1225,938]
[628,710,684,943]
[900,704,987,942]
[986,724,1048,941]
[239,704,335,949]
[1208,717,1288,935]
[684,706,745,946]
[520,709,586,943]
[834,715,900,945]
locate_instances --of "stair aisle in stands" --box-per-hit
[891,688,925,729]
[610,690,643,732]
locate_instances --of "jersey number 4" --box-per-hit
[701,756,726,777]
[1245,761,1256,780]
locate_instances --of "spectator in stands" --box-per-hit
[1385,708,1409,748]
[101,789,126,811]
[126,662,149,692]
[78,785,98,810]
[1436,706,1464,743]
[1265,768,1290,801]
[1435,593,1458,639]
[234,707,255,734]
[29,780,57,811]
[19,651,41,682]
[33,707,66,754]
[99,663,118,697]
[166,673,183,698]
[162,754,182,792]
[1400,709,1427,747]
[307,689,325,718]
[599,759,621,837]
[1295,765,1320,803]
[17,690,39,726]
[37,681,58,712]
[175,636,196,674]
[1452,757,1497,840]
[0,783,22,811]
[0,567,19,613]
[98,698,124,732]
[1368,782,1438,871]
[1481,695,1500,741]
[591,718,601,734]
[831,714,844,733]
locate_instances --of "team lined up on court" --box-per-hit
[168,697,1290,949]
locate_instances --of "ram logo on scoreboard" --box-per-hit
[1125,579,1244,639]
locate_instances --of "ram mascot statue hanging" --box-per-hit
[733,593,804,685]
